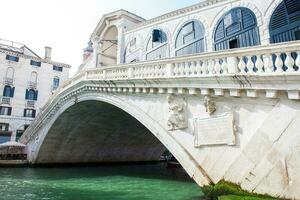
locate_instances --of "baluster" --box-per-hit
[156,65,160,77]
[285,52,295,72]
[208,60,215,74]
[238,57,246,74]
[185,62,190,75]
[275,53,284,73]
[255,55,264,73]
[296,51,300,71]
[154,65,160,77]
[263,54,273,73]
[202,60,208,74]
[190,61,196,76]
[215,59,221,74]
[179,62,185,76]
[196,61,202,75]
[247,56,255,73]
[221,58,228,74]
[173,63,179,76]
[148,66,152,77]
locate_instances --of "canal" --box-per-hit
[0,163,203,200]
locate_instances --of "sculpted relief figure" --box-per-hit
[204,96,216,116]
[166,94,187,131]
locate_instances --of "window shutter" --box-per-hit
[8,107,12,116]
[270,3,289,31]
[32,110,36,118]
[34,90,38,101]
[284,0,300,15]
[11,87,15,98]
[23,109,26,117]
[2,87,6,96]
[25,89,29,99]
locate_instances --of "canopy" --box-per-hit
[0,141,26,149]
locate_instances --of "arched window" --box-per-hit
[124,38,139,63]
[175,20,205,56]
[213,7,260,50]
[6,67,14,79]
[3,86,14,97]
[270,0,300,43]
[25,89,37,100]
[30,72,38,83]
[146,29,168,60]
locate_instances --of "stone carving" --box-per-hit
[204,96,216,116]
[166,94,187,131]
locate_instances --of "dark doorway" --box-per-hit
[229,39,239,49]
[295,30,300,40]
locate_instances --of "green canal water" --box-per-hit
[0,163,204,200]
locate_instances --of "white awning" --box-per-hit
[0,141,26,149]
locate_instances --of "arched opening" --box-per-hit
[3,85,14,97]
[98,26,118,67]
[36,100,168,163]
[30,71,38,83]
[175,20,205,56]
[269,0,300,43]
[124,38,139,63]
[146,29,168,60]
[6,67,14,79]
[213,7,260,50]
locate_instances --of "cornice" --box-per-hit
[0,47,71,68]
[126,0,228,33]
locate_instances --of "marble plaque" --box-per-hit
[194,112,235,147]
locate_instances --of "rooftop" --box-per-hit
[0,38,71,68]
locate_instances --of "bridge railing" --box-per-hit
[82,41,300,81]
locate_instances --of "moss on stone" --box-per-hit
[201,181,279,200]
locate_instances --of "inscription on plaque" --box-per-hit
[194,113,236,147]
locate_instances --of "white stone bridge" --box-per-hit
[21,41,300,199]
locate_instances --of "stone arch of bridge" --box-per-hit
[29,92,210,187]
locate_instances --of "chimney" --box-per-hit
[44,46,52,60]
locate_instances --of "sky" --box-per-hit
[0,0,200,76]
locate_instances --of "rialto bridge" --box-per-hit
[20,41,300,199]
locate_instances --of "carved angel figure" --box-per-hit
[167,95,187,131]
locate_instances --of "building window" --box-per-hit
[53,77,60,87]
[52,77,60,90]
[270,1,300,43]
[0,123,9,132]
[30,60,41,67]
[175,20,205,56]
[25,89,38,101]
[146,29,168,61]
[23,109,36,118]
[6,55,19,62]
[214,7,260,50]
[0,123,11,143]
[53,65,63,72]
[0,106,12,116]
[3,85,15,97]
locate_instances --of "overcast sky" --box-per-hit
[0,0,199,76]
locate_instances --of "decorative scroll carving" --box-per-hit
[166,94,187,131]
[204,96,216,116]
